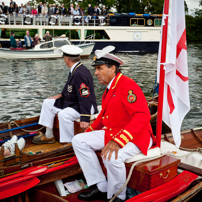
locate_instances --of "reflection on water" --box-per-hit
[0,44,202,131]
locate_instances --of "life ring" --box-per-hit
[49,15,57,25]
[24,14,33,25]
[99,16,106,26]
[85,15,91,23]
[74,16,81,25]
[0,14,7,25]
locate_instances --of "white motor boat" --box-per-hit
[0,38,95,59]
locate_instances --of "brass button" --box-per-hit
[106,116,108,119]
[109,128,112,131]
[110,134,113,136]
[105,127,107,129]
[102,117,105,119]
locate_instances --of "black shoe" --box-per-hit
[78,187,108,201]
[113,197,125,202]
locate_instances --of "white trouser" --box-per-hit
[38,98,80,142]
[72,130,153,200]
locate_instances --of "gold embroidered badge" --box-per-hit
[127,90,136,103]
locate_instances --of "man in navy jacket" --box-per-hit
[33,45,97,144]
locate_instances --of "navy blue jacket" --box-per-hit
[54,62,98,122]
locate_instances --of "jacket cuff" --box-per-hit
[113,130,133,148]
[86,125,93,132]
[80,114,91,123]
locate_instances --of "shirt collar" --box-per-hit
[70,61,80,73]
[107,76,115,90]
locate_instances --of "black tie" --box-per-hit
[106,88,109,94]
[104,88,109,98]
[68,71,71,80]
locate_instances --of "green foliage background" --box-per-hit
[29,0,202,42]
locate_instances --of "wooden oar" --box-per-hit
[0,166,47,184]
[0,156,78,199]
[0,122,38,134]
[0,156,78,188]
[125,170,198,202]
[0,177,40,200]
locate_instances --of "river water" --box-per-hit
[0,43,202,131]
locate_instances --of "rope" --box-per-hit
[109,155,164,202]
[179,147,202,153]
[9,121,44,133]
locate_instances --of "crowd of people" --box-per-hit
[0,0,108,16]
[9,30,54,48]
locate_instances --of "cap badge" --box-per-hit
[127,90,136,103]
[79,83,90,97]
[67,85,73,92]
[93,56,97,61]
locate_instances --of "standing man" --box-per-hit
[1,2,8,13]
[10,32,17,48]
[42,3,48,15]
[38,2,42,14]
[48,4,53,15]
[87,4,93,15]
[60,4,66,15]
[33,45,98,144]
[26,2,31,14]
[72,46,157,202]
[44,31,52,42]
[102,6,107,16]
[24,30,32,49]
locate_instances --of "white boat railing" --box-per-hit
[79,34,96,44]
[0,14,110,27]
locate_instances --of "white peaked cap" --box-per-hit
[92,45,124,66]
[61,45,83,56]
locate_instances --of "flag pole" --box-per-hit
[156,0,170,148]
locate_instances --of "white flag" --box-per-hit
[157,0,190,147]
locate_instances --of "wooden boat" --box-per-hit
[0,37,95,59]
[2,127,202,202]
[0,97,160,176]
[0,97,201,201]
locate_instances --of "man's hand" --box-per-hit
[47,94,62,100]
[80,122,90,132]
[101,141,121,161]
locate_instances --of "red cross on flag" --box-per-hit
[156,0,190,148]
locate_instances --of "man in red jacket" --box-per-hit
[72,46,157,202]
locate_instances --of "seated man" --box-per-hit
[33,45,97,144]
[72,46,157,202]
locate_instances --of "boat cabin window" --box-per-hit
[0,29,38,39]
[130,18,145,26]
[85,30,110,40]
[40,42,53,49]
[44,29,81,40]
[154,19,162,26]
[54,40,69,47]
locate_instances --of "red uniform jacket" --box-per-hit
[86,73,157,155]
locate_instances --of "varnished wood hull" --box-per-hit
[1,100,202,201]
